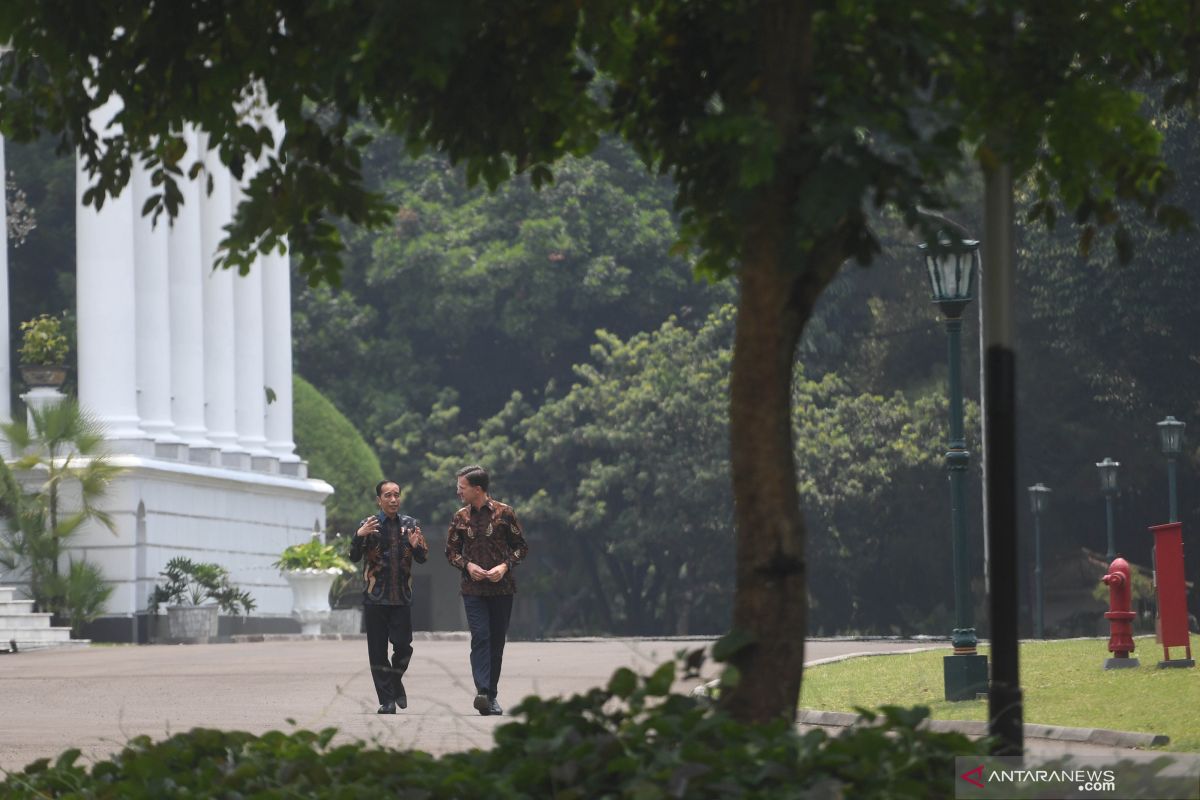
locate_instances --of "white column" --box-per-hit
[0,135,11,458]
[131,163,184,459]
[230,179,272,468]
[168,127,217,464]
[76,96,152,454]
[258,111,300,474]
[263,244,299,472]
[198,138,246,468]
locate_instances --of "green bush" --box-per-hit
[292,375,384,536]
[0,657,984,799]
[54,558,114,637]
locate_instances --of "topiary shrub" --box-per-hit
[292,375,385,537]
[0,655,988,799]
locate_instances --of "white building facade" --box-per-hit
[1,104,332,641]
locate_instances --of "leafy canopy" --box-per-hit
[1,2,1192,286]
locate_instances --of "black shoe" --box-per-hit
[396,695,408,710]
[488,698,503,716]
[377,701,397,714]
[473,692,491,716]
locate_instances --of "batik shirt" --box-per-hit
[349,512,428,605]
[445,498,528,596]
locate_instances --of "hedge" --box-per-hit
[293,375,385,534]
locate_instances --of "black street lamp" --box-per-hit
[1096,457,1120,561]
[1027,483,1051,639]
[919,230,987,701]
[1157,416,1185,523]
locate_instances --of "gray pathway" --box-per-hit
[0,636,918,772]
[0,636,1193,778]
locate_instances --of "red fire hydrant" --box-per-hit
[1101,557,1139,669]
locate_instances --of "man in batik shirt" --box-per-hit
[445,464,528,716]
[351,480,428,714]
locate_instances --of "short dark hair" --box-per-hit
[376,480,401,497]
[456,465,489,492]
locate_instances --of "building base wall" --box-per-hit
[36,455,332,629]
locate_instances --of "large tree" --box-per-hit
[2,1,1194,723]
[293,138,728,435]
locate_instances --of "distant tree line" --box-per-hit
[7,115,1199,638]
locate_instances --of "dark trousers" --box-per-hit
[463,593,514,700]
[364,603,414,705]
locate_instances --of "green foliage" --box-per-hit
[327,533,365,608]
[147,557,255,616]
[17,312,68,365]
[0,400,121,623]
[53,558,114,637]
[273,534,354,573]
[4,0,1197,723]
[2,1,1184,283]
[295,140,727,433]
[0,659,982,799]
[400,304,952,636]
[3,137,78,344]
[292,375,384,535]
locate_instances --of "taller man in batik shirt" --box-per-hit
[445,464,528,716]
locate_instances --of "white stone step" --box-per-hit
[0,612,54,628]
[0,586,89,650]
[0,626,75,644]
[0,599,36,615]
[3,638,90,653]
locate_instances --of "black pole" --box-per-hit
[1168,456,1178,523]
[1033,509,1043,640]
[983,161,1023,756]
[1104,492,1116,561]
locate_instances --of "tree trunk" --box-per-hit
[719,213,846,723]
[715,0,853,725]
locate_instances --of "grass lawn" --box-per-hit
[799,634,1200,752]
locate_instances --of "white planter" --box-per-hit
[167,604,219,643]
[282,569,339,635]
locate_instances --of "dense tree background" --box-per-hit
[6,0,1197,726]
[292,109,1198,637]
[7,111,1199,639]
[288,118,1200,638]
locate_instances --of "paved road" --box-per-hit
[0,636,925,772]
[2,636,1195,780]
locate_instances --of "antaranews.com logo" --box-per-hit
[954,756,1199,799]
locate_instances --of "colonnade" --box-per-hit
[3,99,300,475]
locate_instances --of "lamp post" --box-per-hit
[919,230,987,700]
[1027,483,1051,639]
[1157,416,1185,523]
[1096,457,1119,561]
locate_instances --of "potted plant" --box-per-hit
[274,533,354,635]
[148,557,256,643]
[18,313,70,389]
